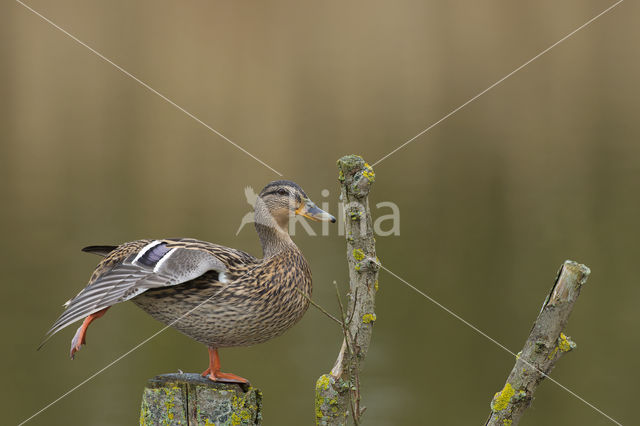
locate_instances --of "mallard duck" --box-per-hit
[40,180,335,383]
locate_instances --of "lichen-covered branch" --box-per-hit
[140,373,262,425]
[315,155,380,425]
[485,260,590,426]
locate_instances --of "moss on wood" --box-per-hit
[140,373,262,426]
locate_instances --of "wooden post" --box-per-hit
[485,260,590,426]
[140,373,262,425]
[315,155,380,425]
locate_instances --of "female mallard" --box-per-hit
[41,180,335,383]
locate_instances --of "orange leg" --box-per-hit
[70,307,109,359]
[201,347,249,384]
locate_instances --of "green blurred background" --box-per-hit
[2,1,638,425]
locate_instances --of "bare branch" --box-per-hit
[315,155,379,425]
[485,260,590,426]
[296,288,343,327]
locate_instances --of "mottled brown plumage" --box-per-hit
[41,180,335,382]
[133,238,312,348]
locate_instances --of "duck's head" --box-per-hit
[256,180,336,230]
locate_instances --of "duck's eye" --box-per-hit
[277,188,289,196]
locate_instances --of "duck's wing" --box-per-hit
[81,245,118,257]
[41,239,245,346]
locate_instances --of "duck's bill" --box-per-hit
[296,200,336,223]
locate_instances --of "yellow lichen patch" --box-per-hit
[374,280,379,292]
[558,333,575,352]
[231,411,246,425]
[503,420,513,426]
[140,406,146,424]
[317,374,332,391]
[363,163,375,182]
[362,313,377,324]
[352,249,365,261]
[315,374,333,420]
[163,388,177,421]
[315,402,324,421]
[491,383,515,412]
[230,393,254,425]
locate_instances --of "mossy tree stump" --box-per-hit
[140,373,262,425]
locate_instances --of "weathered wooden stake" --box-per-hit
[315,155,379,425]
[485,260,590,426]
[140,373,262,425]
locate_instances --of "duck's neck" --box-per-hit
[255,224,297,258]
[254,203,298,258]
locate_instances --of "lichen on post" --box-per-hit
[315,155,380,425]
[485,260,590,426]
[140,373,262,425]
